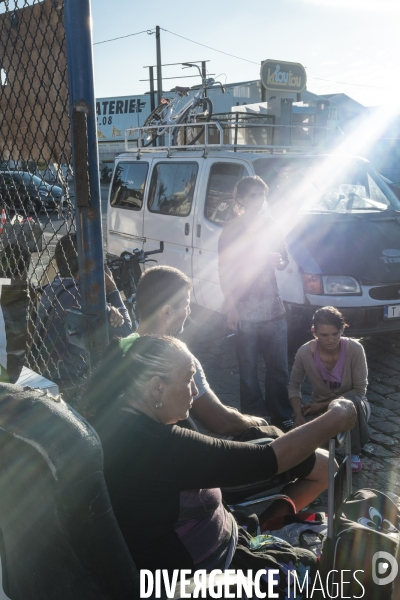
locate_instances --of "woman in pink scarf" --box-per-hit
[289,306,370,473]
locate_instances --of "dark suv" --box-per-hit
[0,171,64,213]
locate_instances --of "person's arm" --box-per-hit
[288,349,307,427]
[152,398,356,491]
[105,272,132,337]
[190,357,267,435]
[343,344,368,398]
[190,389,267,437]
[302,400,330,416]
[271,398,357,474]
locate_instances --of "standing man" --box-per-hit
[135,265,268,437]
[218,176,293,429]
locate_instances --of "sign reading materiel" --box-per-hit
[95,95,150,142]
[261,60,307,93]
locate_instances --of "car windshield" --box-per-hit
[254,157,400,214]
[14,172,46,187]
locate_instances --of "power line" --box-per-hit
[162,28,394,91]
[308,75,391,89]
[93,29,154,46]
[160,28,259,66]
[93,25,395,91]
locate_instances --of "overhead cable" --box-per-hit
[93,29,154,46]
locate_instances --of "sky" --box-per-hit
[89,0,400,107]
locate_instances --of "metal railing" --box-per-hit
[125,120,344,155]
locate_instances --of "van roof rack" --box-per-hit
[124,119,344,156]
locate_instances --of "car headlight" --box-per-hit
[322,275,361,295]
[302,274,361,295]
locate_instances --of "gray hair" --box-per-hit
[81,335,194,419]
[124,335,193,398]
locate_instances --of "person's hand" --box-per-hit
[109,305,124,328]
[327,398,357,431]
[105,270,117,296]
[292,413,307,429]
[302,402,325,417]
[245,415,269,428]
[227,306,240,331]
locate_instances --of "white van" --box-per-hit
[107,130,400,336]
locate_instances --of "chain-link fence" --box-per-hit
[0,0,100,402]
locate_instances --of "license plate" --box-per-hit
[384,305,400,319]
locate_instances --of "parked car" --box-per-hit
[0,171,64,213]
[106,136,400,336]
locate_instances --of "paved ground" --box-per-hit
[26,182,109,284]
[181,305,400,507]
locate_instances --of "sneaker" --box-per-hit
[282,418,294,431]
[270,417,294,432]
[351,456,363,473]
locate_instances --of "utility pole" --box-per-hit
[201,61,207,97]
[156,25,162,105]
[149,66,155,112]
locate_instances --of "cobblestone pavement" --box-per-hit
[182,306,400,505]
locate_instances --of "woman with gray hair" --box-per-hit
[84,334,356,580]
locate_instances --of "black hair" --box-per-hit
[231,176,269,217]
[55,233,79,278]
[312,306,348,332]
[136,266,192,321]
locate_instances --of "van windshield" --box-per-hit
[254,157,400,214]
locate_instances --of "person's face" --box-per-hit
[168,290,191,335]
[158,358,198,424]
[239,185,267,215]
[313,323,343,351]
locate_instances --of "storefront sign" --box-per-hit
[95,95,149,141]
[261,60,306,93]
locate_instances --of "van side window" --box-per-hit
[148,162,198,217]
[205,163,247,226]
[110,162,148,210]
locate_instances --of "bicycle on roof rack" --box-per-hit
[140,63,226,147]
[106,241,164,328]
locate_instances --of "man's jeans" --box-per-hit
[235,317,292,420]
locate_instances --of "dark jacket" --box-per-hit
[34,277,132,387]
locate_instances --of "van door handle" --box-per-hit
[185,223,190,236]
[197,224,201,237]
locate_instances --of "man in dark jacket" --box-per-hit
[218,176,293,427]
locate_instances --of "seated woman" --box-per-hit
[82,334,356,577]
[289,306,370,473]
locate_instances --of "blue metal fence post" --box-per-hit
[64,0,109,363]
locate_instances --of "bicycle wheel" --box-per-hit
[172,97,213,146]
[140,103,170,147]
